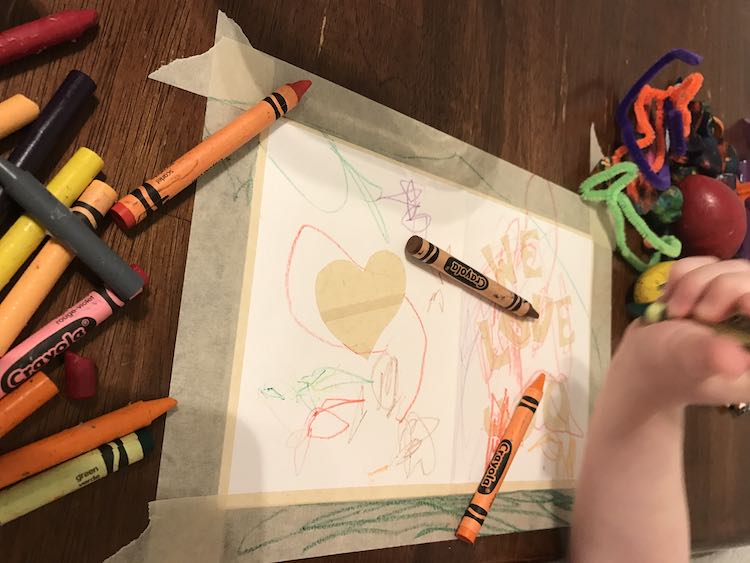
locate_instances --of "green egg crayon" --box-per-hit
[642,301,750,349]
[0,428,153,524]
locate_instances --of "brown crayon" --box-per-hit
[110,80,312,230]
[456,372,546,544]
[405,235,538,319]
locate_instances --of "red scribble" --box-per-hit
[292,394,366,474]
[398,297,427,423]
[305,397,365,439]
[285,224,386,353]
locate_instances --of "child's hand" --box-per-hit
[608,257,750,416]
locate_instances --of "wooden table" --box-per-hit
[1,1,749,561]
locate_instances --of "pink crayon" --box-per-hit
[0,266,148,398]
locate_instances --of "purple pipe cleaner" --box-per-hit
[664,98,687,157]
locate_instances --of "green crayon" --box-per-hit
[0,428,153,524]
[643,301,750,349]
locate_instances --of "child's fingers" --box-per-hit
[658,322,749,378]
[691,272,750,322]
[662,256,719,299]
[666,259,750,318]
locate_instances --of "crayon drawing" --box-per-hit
[224,120,593,499]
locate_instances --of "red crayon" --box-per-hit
[0,10,98,67]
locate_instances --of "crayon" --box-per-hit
[0,428,152,524]
[0,71,97,229]
[0,149,102,292]
[456,372,546,544]
[64,351,98,400]
[0,94,39,141]
[0,398,175,489]
[0,180,117,356]
[0,10,99,67]
[9,71,96,176]
[0,373,58,439]
[0,159,143,300]
[642,301,750,348]
[110,79,312,230]
[406,235,539,319]
[0,265,149,399]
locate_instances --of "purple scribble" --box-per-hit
[378,179,432,233]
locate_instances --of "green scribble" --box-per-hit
[259,387,285,400]
[294,367,372,410]
[236,490,573,557]
[323,135,389,242]
[268,154,349,212]
[202,123,255,203]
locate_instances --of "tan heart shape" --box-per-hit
[315,250,406,358]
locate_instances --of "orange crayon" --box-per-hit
[0,397,176,489]
[406,235,539,319]
[0,373,58,439]
[0,180,117,356]
[455,372,546,544]
[110,80,312,230]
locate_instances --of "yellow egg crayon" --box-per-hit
[0,147,103,291]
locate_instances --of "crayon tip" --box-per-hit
[130,264,150,289]
[148,397,178,417]
[289,80,312,100]
[405,235,423,254]
[526,305,539,319]
[529,372,546,393]
[79,9,100,26]
[455,523,477,544]
[109,201,137,230]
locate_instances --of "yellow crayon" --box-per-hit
[0,147,103,291]
[0,180,116,356]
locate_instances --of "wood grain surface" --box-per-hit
[1,1,749,561]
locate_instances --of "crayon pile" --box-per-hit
[0,8,310,523]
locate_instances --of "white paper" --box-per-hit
[226,121,591,496]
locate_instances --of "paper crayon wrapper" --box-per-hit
[0,288,125,398]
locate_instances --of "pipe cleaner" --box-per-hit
[616,49,702,190]
[579,161,682,271]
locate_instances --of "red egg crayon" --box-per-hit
[0,10,98,67]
